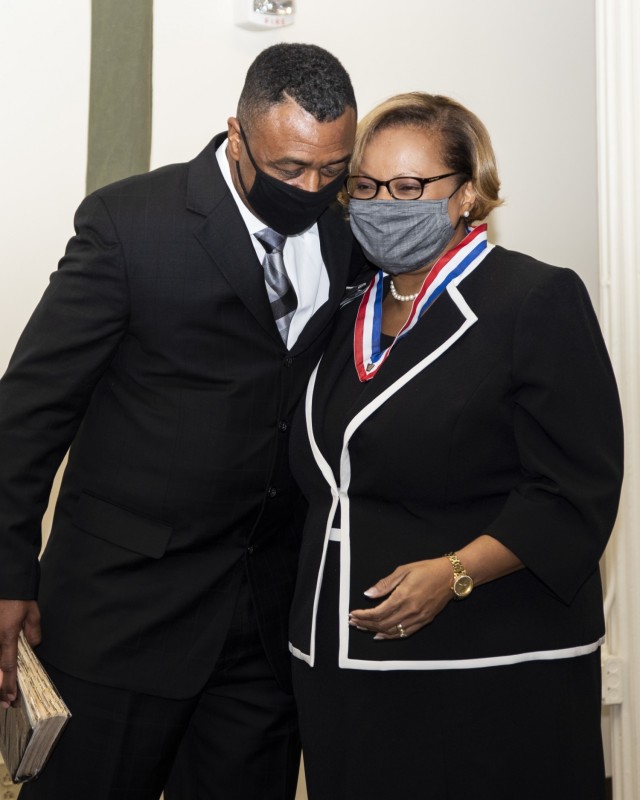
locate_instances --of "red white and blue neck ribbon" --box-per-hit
[354,225,492,382]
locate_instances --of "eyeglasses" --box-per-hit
[345,172,462,201]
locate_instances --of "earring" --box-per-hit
[463,210,470,218]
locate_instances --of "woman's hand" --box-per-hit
[348,535,524,640]
[348,557,453,640]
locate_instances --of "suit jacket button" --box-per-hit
[247,545,254,555]
[283,356,293,367]
[278,420,288,432]
[267,486,277,498]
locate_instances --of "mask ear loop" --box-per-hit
[235,159,251,198]
[237,124,262,171]
[233,123,260,199]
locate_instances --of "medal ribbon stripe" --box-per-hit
[354,225,490,381]
[353,273,385,378]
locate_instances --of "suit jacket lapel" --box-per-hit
[310,280,479,462]
[356,283,476,405]
[187,138,359,351]
[188,133,282,344]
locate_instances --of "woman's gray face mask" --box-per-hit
[349,193,459,275]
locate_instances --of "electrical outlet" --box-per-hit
[602,655,624,705]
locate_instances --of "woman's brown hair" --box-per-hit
[344,92,503,222]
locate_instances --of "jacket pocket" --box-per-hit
[73,491,173,559]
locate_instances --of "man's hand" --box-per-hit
[0,600,41,708]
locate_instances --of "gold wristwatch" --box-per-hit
[444,552,474,599]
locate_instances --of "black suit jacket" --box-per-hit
[289,247,623,670]
[0,133,361,697]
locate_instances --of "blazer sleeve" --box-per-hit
[487,267,623,604]
[0,192,129,598]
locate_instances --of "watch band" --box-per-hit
[444,551,474,599]
[445,552,466,576]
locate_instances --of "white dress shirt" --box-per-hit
[216,142,330,349]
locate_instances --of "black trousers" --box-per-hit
[20,574,300,800]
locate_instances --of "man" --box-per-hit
[0,43,359,799]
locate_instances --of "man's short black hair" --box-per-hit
[237,43,356,129]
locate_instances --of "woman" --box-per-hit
[288,93,623,800]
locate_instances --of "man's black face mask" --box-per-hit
[235,125,346,236]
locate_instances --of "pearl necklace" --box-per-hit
[389,280,419,302]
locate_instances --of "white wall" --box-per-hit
[152,0,599,299]
[0,0,90,374]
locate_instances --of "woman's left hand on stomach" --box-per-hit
[348,558,453,639]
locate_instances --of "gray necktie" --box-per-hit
[255,228,298,345]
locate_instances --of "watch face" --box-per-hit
[453,574,474,598]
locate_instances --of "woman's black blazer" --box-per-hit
[289,245,623,670]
